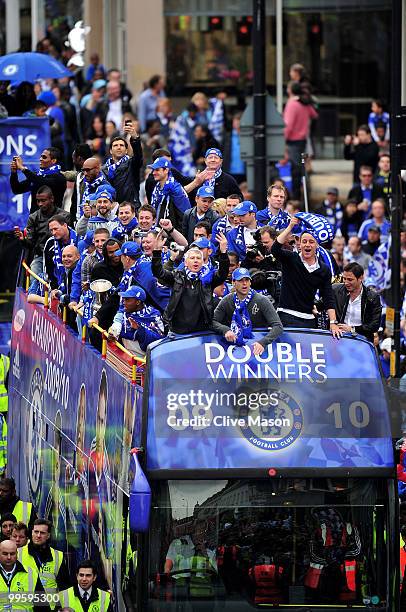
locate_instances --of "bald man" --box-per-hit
[0,540,44,610]
[80,157,111,219]
[49,245,81,330]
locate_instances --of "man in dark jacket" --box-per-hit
[333,261,382,342]
[182,186,219,244]
[10,147,67,213]
[347,165,384,220]
[343,125,380,183]
[13,186,69,282]
[152,231,229,334]
[213,268,283,354]
[148,157,190,231]
[102,123,143,206]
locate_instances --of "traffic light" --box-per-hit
[209,16,223,31]
[236,16,252,46]
[307,16,323,46]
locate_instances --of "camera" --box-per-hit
[132,228,148,239]
[170,242,186,253]
[250,269,282,306]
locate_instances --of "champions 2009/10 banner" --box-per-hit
[8,289,143,609]
[146,331,393,472]
[0,118,50,231]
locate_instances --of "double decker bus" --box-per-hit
[8,274,397,610]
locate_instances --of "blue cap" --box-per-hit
[148,157,171,170]
[96,190,113,201]
[92,79,107,90]
[95,184,116,200]
[196,185,215,198]
[119,286,146,301]
[205,147,223,159]
[233,200,257,215]
[191,237,211,249]
[115,241,141,258]
[87,192,98,203]
[38,91,56,106]
[232,267,252,281]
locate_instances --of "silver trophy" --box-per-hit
[89,279,112,314]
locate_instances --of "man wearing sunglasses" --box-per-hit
[10,147,67,213]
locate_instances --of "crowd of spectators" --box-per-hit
[4,52,397,379]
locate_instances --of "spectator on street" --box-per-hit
[368,99,390,146]
[10,148,67,213]
[283,81,318,198]
[271,217,341,336]
[213,267,283,354]
[102,122,143,206]
[344,125,380,183]
[152,231,229,334]
[137,75,166,133]
[332,262,382,342]
[348,165,385,220]
[0,478,36,529]
[0,514,17,542]
[361,226,381,256]
[374,153,390,197]
[358,198,390,244]
[318,187,343,235]
[339,200,364,242]
[344,236,371,271]
[95,79,131,128]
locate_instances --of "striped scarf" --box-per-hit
[37,164,62,176]
[203,167,222,190]
[151,174,176,218]
[231,290,255,346]
[105,155,130,180]
[53,228,77,286]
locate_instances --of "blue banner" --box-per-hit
[0,118,50,231]
[146,332,393,471]
[295,211,334,243]
[8,289,143,607]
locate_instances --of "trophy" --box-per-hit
[89,279,112,314]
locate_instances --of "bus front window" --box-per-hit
[146,479,389,610]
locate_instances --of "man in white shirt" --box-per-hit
[333,261,382,342]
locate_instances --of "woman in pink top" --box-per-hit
[283,81,318,165]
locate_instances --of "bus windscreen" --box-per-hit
[146,331,393,472]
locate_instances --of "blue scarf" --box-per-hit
[105,155,130,180]
[203,167,222,189]
[231,290,255,346]
[37,164,62,176]
[233,225,246,250]
[185,268,205,283]
[124,307,164,351]
[151,174,176,218]
[82,290,94,325]
[116,266,136,294]
[81,173,106,209]
[112,216,139,240]
[53,228,77,286]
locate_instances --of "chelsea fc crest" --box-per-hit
[239,389,303,451]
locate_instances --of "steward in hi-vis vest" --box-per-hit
[0,539,44,611]
[59,560,112,612]
[18,519,70,609]
[0,478,36,530]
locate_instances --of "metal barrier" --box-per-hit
[22,261,145,386]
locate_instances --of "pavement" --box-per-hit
[308,159,353,208]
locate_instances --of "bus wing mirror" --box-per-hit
[129,449,151,533]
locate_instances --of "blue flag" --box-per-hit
[295,212,334,243]
[367,239,390,291]
[0,117,50,231]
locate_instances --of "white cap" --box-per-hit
[380,337,392,352]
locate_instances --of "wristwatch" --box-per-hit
[329,319,338,325]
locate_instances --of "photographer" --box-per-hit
[241,226,282,304]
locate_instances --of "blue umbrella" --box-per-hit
[0,52,71,82]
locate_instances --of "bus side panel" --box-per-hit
[8,288,142,609]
